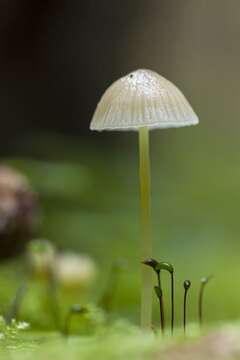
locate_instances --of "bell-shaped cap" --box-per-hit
[90,69,198,131]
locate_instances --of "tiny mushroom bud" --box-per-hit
[55,252,96,289]
[90,69,199,329]
[27,239,56,278]
[159,262,174,274]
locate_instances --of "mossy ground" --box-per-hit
[1,322,240,360]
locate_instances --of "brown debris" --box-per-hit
[155,328,240,360]
[0,166,38,258]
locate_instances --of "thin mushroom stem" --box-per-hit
[139,126,152,329]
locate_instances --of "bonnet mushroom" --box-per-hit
[90,69,198,328]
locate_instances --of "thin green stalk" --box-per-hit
[198,276,213,327]
[157,271,164,334]
[183,280,191,335]
[139,126,152,329]
[170,272,174,335]
[183,289,187,334]
[157,262,174,334]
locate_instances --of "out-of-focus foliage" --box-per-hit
[1,128,240,327]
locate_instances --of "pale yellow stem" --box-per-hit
[138,126,152,329]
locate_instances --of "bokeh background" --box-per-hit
[0,0,240,327]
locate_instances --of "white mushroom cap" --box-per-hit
[90,69,199,131]
[55,252,96,288]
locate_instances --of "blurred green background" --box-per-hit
[0,0,240,329]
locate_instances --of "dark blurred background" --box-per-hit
[1,0,240,147]
[1,0,240,326]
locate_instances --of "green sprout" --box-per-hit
[143,259,164,333]
[143,258,174,334]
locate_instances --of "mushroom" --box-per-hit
[55,252,96,289]
[90,69,198,328]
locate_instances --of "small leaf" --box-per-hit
[159,261,174,274]
[142,258,160,272]
[154,286,162,298]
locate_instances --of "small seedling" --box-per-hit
[143,259,164,334]
[63,305,88,336]
[159,262,174,335]
[143,259,174,334]
[183,280,191,335]
[198,275,213,327]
